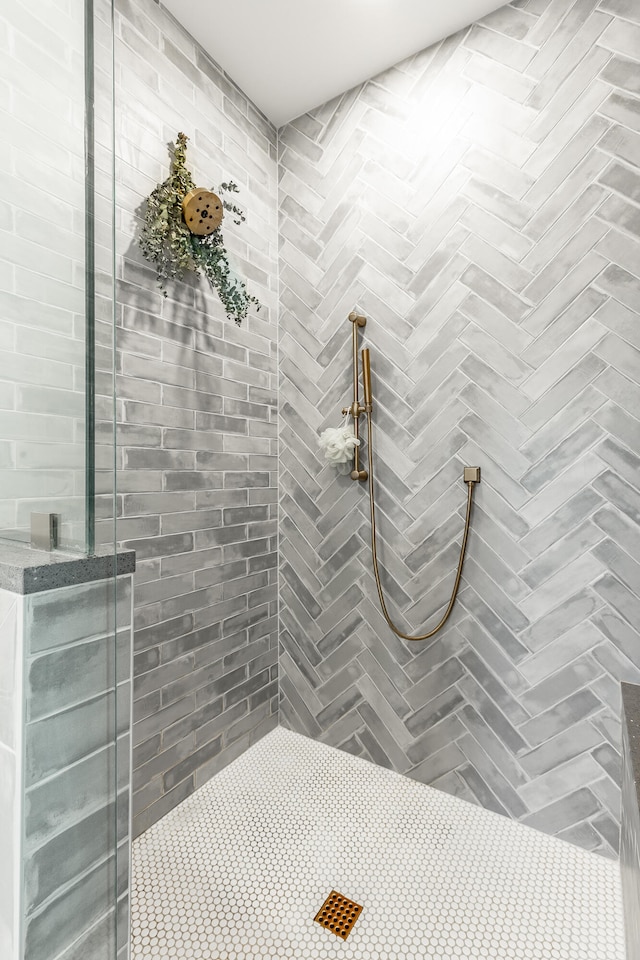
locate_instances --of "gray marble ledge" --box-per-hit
[623,682,640,809]
[0,542,135,595]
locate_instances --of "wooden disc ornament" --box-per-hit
[182,188,223,235]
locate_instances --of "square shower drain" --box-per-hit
[314,890,363,940]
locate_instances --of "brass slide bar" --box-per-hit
[341,311,368,481]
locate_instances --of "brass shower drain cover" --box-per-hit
[314,890,363,940]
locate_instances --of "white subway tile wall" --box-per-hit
[0,0,88,546]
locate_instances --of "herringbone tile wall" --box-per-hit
[278,0,640,857]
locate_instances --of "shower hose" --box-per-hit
[364,410,477,642]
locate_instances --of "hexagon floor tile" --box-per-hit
[131,727,625,959]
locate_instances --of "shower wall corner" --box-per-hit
[0,552,134,960]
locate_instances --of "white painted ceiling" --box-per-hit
[162,0,509,129]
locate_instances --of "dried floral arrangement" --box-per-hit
[139,132,260,325]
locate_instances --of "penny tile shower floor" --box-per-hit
[131,727,625,959]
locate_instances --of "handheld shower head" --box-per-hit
[362,348,372,409]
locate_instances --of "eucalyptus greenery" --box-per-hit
[139,132,260,325]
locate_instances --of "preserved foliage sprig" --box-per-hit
[139,132,260,325]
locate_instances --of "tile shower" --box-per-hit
[114,0,640,856]
[2,0,640,957]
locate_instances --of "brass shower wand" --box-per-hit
[362,347,372,409]
[341,310,481,641]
